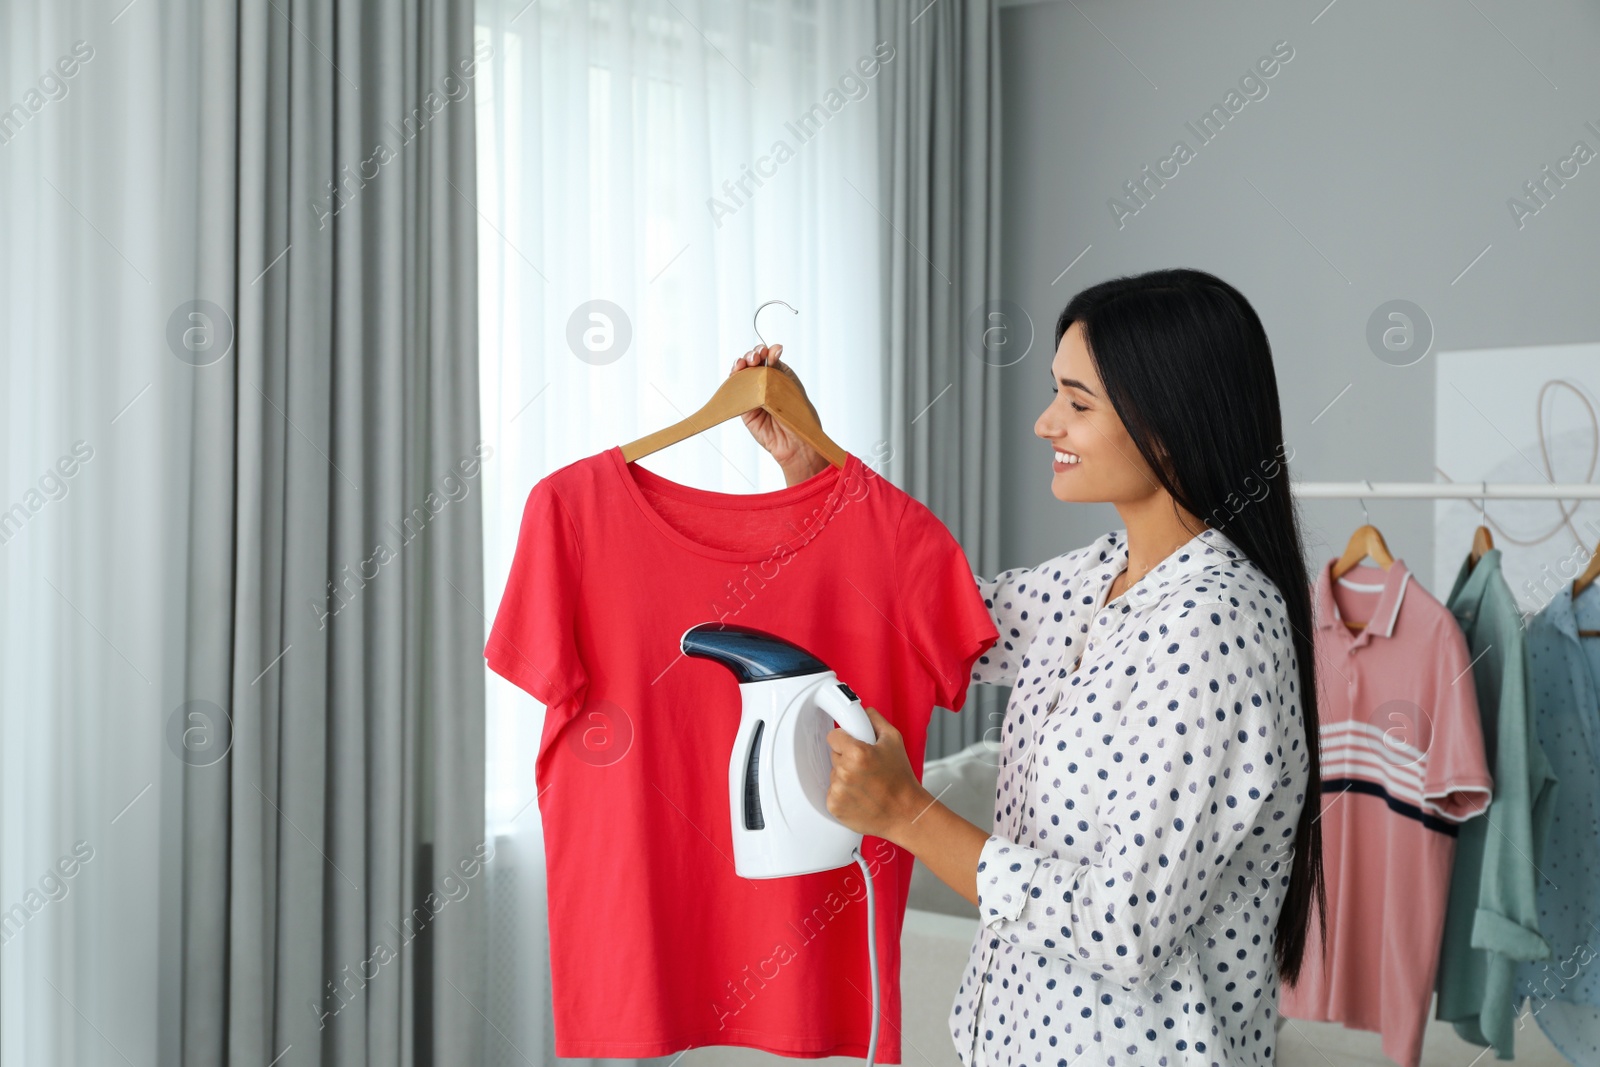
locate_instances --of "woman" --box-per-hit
[734,268,1325,1067]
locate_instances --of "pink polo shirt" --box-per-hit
[1278,558,1492,1067]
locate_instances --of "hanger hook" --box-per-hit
[1478,480,1488,522]
[753,299,798,349]
[1359,479,1373,526]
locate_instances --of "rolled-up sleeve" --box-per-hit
[977,835,1046,924]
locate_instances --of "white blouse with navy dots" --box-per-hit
[950,526,1309,1067]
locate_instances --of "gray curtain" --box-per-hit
[170,2,486,1064]
[875,0,1006,758]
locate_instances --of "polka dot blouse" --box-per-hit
[949,526,1309,1067]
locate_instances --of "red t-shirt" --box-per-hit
[486,446,998,1063]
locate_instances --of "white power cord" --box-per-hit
[851,846,880,1067]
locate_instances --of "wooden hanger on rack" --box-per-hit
[619,300,848,470]
[1330,484,1395,631]
[1469,483,1495,567]
[1333,526,1396,578]
[1470,525,1495,564]
[1573,537,1600,637]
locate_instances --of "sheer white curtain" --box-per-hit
[471,0,885,1061]
[0,2,209,1063]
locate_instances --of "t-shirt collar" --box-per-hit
[1315,553,1412,645]
[1547,580,1588,645]
[1446,546,1500,626]
[1541,583,1600,755]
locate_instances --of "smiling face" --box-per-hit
[1036,320,1165,504]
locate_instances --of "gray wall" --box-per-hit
[994,0,1600,584]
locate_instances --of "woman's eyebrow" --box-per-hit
[1053,373,1097,397]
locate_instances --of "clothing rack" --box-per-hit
[1292,481,1600,500]
[1293,480,1600,636]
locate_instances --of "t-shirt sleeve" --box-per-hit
[1421,619,1493,823]
[485,478,587,711]
[893,498,999,713]
[1468,622,1554,964]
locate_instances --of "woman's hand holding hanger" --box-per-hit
[731,344,829,487]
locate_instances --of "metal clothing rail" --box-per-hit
[1291,481,1600,500]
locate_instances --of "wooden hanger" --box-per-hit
[619,301,848,470]
[1575,542,1600,598]
[1468,483,1495,568]
[1331,489,1394,630]
[1470,524,1495,565]
[1573,538,1600,637]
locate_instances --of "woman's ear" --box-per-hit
[1145,438,1176,483]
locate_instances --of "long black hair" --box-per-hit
[1054,267,1325,988]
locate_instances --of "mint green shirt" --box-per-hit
[1433,548,1558,1057]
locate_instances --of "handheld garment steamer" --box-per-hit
[680,623,884,1067]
